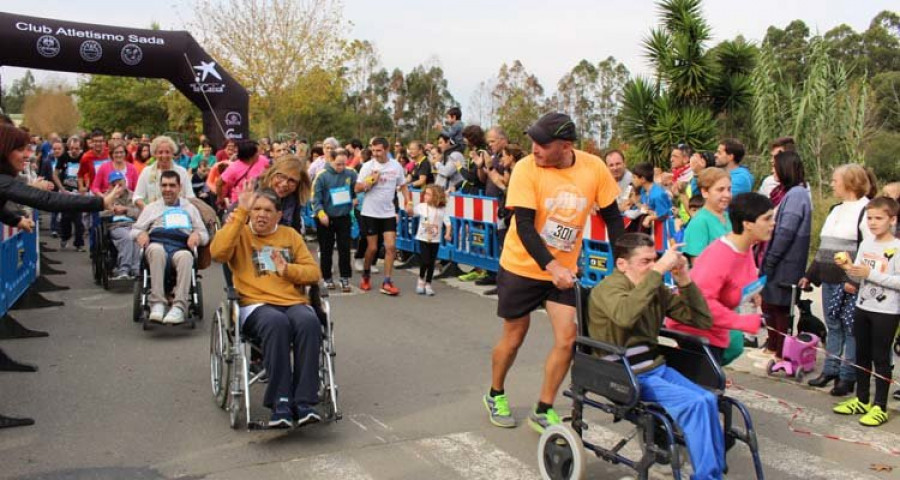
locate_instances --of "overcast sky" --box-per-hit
[1,0,896,115]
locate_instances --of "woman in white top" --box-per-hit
[133,135,195,209]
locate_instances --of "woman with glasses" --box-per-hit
[257,155,313,234]
[91,143,139,195]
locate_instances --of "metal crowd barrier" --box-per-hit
[395,189,671,287]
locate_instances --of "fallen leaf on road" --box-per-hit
[870,464,894,472]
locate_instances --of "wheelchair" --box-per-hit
[209,279,340,430]
[537,284,764,480]
[131,246,204,330]
[91,217,129,290]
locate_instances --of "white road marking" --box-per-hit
[727,386,900,455]
[282,452,375,480]
[414,431,540,480]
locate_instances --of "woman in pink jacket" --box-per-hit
[666,192,775,365]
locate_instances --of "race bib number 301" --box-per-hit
[540,217,580,252]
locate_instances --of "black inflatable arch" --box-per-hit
[0,12,249,147]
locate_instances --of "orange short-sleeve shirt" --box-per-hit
[499,149,619,281]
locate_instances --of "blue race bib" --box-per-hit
[329,185,352,206]
[162,207,192,230]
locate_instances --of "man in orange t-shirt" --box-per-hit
[483,112,625,432]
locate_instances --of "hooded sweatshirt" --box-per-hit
[311,162,358,218]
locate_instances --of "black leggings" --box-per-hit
[853,308,900,409]
[418,241,440,283]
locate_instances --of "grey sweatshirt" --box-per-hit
[851,237,900,315]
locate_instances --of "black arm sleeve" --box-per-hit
[514,207,555,270]
[597,201,625,246]
[0,175,104,213]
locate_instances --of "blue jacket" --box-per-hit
[761,185,812,306]
[312,163,358,218]
[730,166,755,196]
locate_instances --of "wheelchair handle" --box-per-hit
[660,328,710,346]
[575,335,627,356]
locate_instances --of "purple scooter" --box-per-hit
[766,283,820,382]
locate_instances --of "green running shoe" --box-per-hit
[860,405,888,427]
[528,405,561,434]
[458,270,482,282]
[833,397,871,415]
[483,394,516,428]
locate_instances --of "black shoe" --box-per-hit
[475,275,497,286]
[483,287,498,296]
[743,336,759,348]
[830,379,855,397]
[808,373,839,388]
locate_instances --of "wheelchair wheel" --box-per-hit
[194,283,204,321]
[537,424,586,480]
[210,308,231,409]
[92,249,102,286]
[100,253,110,290]
[132,280,143,323]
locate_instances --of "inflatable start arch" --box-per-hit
[0,12,250,147]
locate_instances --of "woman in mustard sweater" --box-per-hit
[211,186,323,428]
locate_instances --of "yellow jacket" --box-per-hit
[210,207,321,306]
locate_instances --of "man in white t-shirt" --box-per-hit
[355,137,413,295]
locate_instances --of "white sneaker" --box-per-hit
[163,307,185,325]
[416,279,426,295]
[425,284,435,296]
[149,303,166,323]
[354,259,364,272]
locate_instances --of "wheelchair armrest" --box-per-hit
[225,286,240,302]
[660,328,709,347]
[575,336,627,356]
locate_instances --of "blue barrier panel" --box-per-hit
[0,226,38,317]
[396,210,420,254]
[448,218,499,273]
[579,239,614,288]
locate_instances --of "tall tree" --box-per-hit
[556,60,598,145]
[762,20,810,85]
[595,57,630,148]
[401,61,455,142]
[863,11,900,75]
[619,0,720,166]
[492,60,544,147]
[192,0,345,137]
[2,70,36,114]
[22,85,80,136]
[74,75,170,134]
[468,78,498,128]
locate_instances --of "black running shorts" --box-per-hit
[496,267,576,319]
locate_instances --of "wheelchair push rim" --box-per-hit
[210,308,231,409]
[538,424,586,480]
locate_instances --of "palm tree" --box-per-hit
[620,0,755,166]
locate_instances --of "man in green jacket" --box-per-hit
[588,233,725,480]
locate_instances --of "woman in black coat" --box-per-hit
[0,124,120,230]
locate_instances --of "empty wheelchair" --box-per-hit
[131,246,204,330]
[210,280,340,430]
[536,284,764,480]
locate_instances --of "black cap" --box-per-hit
[525,112,577,145]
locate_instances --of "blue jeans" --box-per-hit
[638,364,725,480]
[821,282,856,381]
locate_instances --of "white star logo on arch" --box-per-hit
[193,61,222,82]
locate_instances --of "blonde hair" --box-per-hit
[260,155,312,204]
[423,184,447,208]
[882,182,900,201]
[835,164,871,200]
[697,167,730,192]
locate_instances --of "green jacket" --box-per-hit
[588,270,712,372]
